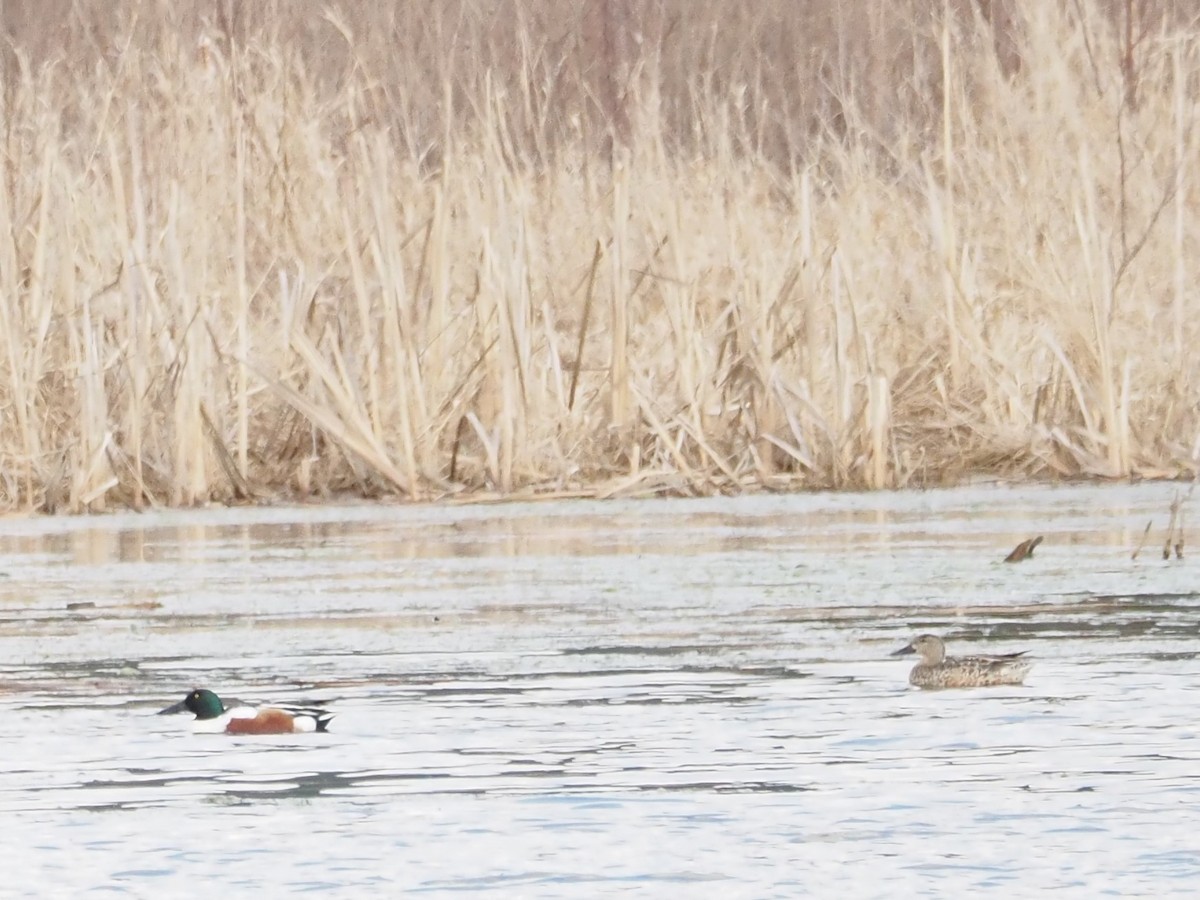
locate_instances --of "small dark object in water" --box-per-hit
[66,601,97,611]
[1004,535,1043,563]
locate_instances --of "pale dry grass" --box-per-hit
[0,0,1196,512]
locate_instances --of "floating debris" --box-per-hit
[1004,535,1043,563]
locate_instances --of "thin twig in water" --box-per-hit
[1131,520,1152,561]
[1177,502,1185,559]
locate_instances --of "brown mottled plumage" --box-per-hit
[891,634,1032,689]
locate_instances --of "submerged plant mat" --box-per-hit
[0,0,1198,512]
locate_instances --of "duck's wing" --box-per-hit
[949,652,1032,671]
[278,705,336,732]
[965,650,1030,663]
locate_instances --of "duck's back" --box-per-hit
[910,654,1032,689]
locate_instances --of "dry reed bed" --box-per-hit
[0,1,1196,512]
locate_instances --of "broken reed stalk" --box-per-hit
[1132,488,1190,561]
[1163,489,1188,560]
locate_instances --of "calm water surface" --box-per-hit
[2,483,1199,897]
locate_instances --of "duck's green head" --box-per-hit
[158,688,225,720]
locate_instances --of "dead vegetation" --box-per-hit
[0,0,1197,512]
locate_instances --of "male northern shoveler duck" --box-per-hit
[891,634,1032,689]
[158,688,334,734]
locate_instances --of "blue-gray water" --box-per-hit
[2,482,1199,896]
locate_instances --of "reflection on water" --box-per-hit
[2,482,1199,896]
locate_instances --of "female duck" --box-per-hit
[891,634,1031,689]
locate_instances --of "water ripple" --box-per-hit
[2,483,1199,895]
